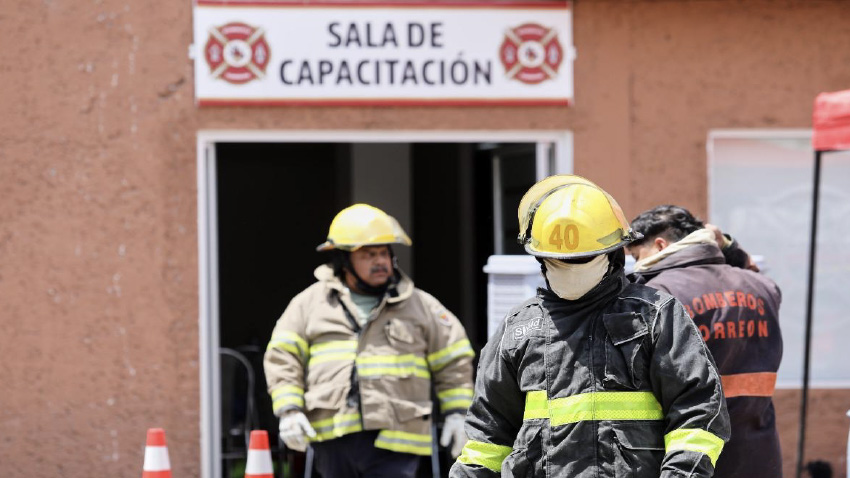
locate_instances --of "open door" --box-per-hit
[198,131,572,478]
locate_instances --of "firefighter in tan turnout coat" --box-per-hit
[264,204,475,478]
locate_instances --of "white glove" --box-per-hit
[278,411,316,452]
[439,414,468,458]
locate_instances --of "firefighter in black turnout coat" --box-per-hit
[450,176,730,478]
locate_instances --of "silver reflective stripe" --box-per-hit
[357,360,428,371]
[374,430,432,456]
[428,339,474,371]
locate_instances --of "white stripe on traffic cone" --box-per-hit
[142,428,172,478]
[245,430,274,478]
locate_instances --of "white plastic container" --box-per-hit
[483,255,545,338]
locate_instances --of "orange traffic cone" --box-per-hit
[142,428,172,478]
[244,430,274,478]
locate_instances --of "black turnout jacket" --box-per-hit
[451,255,730,478]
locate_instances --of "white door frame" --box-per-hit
[196,129,573,478]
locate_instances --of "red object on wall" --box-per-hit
[812,89,850,152]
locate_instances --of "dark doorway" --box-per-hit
[216,142,351,478]
[214,141,536,478]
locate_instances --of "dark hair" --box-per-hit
[630,205,704,247]
[330,250,349,278]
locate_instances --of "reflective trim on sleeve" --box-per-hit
[356,354,431,379]
[437,387,474,413]
[267,331,309,361]
[271,385,304,411]
[427,339,475,372]
[310,413,363,441]
[307,340,358,366]
[374,430,433,456]
[664,428,725,467]
[457,440,513,472]
[523,390,664,425]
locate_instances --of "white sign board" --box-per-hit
[709,133,850,387]
[192,1,574,106]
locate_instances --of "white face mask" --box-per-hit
[543,255,610,300]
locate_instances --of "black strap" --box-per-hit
[340,301,362,335]
[338,298,362,410]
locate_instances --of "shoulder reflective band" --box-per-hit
[356,354,431,379]
[271,385,304,412]
[721,372,776,398]
[308,340,357,366]
[267,331,309,361]
[524,390,663,425]
[310,413,363,441]
[664,428,725,466]
[375,430,433,456]
[428,339,475,372]
[457,440,513,472]
[437,387,474,413]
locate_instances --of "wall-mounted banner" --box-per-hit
[192,1,574,106]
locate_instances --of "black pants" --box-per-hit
[311,430,420,478]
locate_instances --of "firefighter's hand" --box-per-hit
[440,414,468,458]
[278,411,316,452]
[705,224,729,249]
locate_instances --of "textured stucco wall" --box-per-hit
[1,0,849,477]
[0,0,199,476]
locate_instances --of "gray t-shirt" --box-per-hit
[349,290,380,326]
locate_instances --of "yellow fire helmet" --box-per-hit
[316,203,412,252]
[517,175,642,259]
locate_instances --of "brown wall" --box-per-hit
[1,0,849,477]
[1,0,200,476]
[776,389,850,478]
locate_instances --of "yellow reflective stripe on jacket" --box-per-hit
[374,430,432,456]
[524,390,664,425]
[524,390,549,419]
[457,440,513,473]
[427,339,475,372]
[356,354,431,379]
[308,340,357,366]
[267,332,309,360]
[664,428,725,466]
[310,413,363,441]
[271,385,304,410]
[437,387,474,413]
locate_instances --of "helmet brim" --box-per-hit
[315,238,412,252]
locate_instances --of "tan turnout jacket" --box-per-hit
[264,265,475,456]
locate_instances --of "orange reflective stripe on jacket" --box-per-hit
[721,372,776,398]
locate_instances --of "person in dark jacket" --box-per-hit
[627,204,783,478]
[450,176,730,478]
